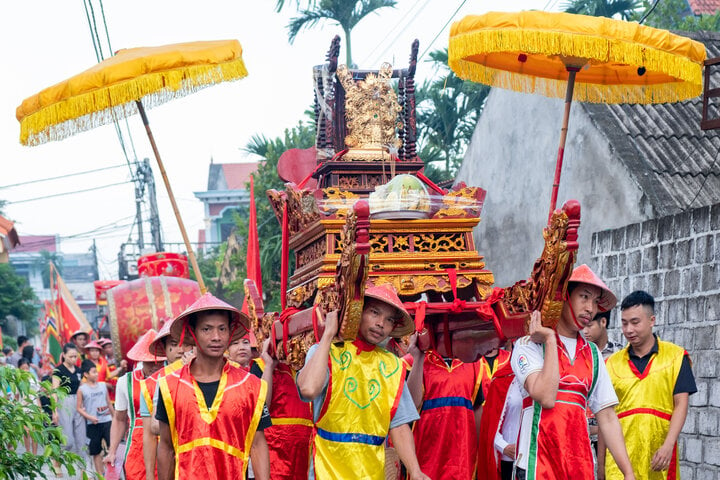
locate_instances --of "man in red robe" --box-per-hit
[407,337,484,479]
[511,265,635,480]
[156,293,271,480]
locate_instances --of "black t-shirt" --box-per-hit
[156,368,271,431]
[53,364,82,395]
[628,336,697,396]
[484,354,498,371]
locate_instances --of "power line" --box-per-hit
[371,0,432,66]
[7,181,133,205]
[360,0,428,65]
[0,164,128,189]
[419,0,469,61]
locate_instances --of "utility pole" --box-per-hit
[143,158,164,252]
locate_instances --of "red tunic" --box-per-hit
[476,359,515,480]
[254,359,313,480]
[522,336,599,480]
[158,360,267,479]
[479,349,511,403]
[413,350,482,480]
[124,369,149,480]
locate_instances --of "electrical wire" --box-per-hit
[7,180,133,205]
[638,0,661,24]
[419,0,469,61]
[0,164,128,189]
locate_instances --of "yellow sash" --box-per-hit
[605,339,685,480]
[313,341,404,480]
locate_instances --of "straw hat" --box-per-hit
[364,284,414,338]
[126,329,166,363]
[568,264,617,312]
[70,329,90,340]
[169,293,249,346]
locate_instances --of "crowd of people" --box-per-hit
[1,262,697,479]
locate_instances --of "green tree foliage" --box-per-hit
[286,0,397,66]
[0,367,86,479]
[0,263,38,334]
[416,49,490,182]
[221,122,315,312]
[637,0,720,31]
[32,250,63,290]
[562,0,641,19]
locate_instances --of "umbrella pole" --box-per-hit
[548,68,578,223]
[135,101,207,294]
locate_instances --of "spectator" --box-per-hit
[21,345,41,379]
[52,343,87,460]
[77,359,114,475]
[584,310,621,361]
[17,357,40,455]
[8,335,29,367]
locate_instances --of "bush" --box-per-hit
[0,366,87,479]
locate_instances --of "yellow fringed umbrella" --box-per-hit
[16,39,249,293]
[448,11,706,220]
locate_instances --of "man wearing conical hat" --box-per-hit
[104,329,165,480]
[155,293,271,480]
[140,318,194,478]
[510,264,635,480]
[296,284,430,480]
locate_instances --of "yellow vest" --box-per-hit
[605,339,686,480]
[313,341,404,480]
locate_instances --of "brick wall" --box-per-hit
[591,203,720,479]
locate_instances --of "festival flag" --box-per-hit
[242,175,263,314]
[53,263,92,342]
[42,301,62,364]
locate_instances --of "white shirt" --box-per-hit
[494,378,523,462]
[511,334,618,470]
[114,371,131,412]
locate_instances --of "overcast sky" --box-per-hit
[2,0,554,279]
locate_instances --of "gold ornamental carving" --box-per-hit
[337,63,402,161]
[434,187,484,219]
[323,187,359,219]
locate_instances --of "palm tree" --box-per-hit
[287,0,397,66]
[416,49,489,177]
[562,0,641,20]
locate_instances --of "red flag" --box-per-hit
[242,175,263,314]
[55,268,92,343]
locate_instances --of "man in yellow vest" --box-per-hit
[296,284,430,480]
[602,290,697,480]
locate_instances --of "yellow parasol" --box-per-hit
[16,39,249,292]
[448,11,706,220]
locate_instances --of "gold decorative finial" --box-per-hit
[337,63,403,161]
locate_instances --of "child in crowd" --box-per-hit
[77,359,114,475]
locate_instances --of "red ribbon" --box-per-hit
[311,307,320,342]
[280,203,289,310]
[415,170,446,195]
[414,301,427,332]
[279,307,301,358]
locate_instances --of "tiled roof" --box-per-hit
[12,235,57,253]
[207,162,258,191]
[687,0,720,15]
[581,31,720,216]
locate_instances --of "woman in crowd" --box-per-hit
[52,343,87,459]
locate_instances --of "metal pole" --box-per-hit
[548,68,578,223]
[135,101,207,293]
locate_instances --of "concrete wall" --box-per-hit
[456,89,652,286]
[591,203,720,479]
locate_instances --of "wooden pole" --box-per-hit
[135,101,207,294]
[548,68,578,224]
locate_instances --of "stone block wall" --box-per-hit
[591,203,720,479]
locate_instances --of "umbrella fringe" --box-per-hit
[19,58,248,146]
[449,62,702,104]
[448,28,703,104]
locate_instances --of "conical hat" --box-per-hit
[71,329,90,339]
[84,341,102,351]
[169,293,249,346]
[568,264,617,312]
[364,284,414,338]
[126,329,166,363]
[149,318,174,357]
